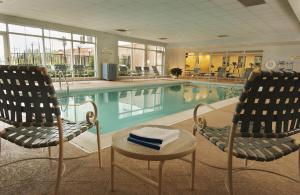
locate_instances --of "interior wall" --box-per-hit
[0,14,166,78]
[165,48,185,74]
[166,44,300,74]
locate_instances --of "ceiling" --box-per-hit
[0,0,299,47]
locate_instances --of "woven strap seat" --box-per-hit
[195,124,300,161]
[0,119,93,148]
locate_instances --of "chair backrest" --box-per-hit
[194,68,200,74]
[233,70,300,138]
[135,66,142,73]
[54,64,67,72]
[73,64,85,72]
[152,66,159,75]
[143,67,150,73]
[119,65,127,72]
[243,68,253,79]
[217,67,225,77]
[0,65,60,127]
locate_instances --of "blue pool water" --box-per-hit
[58,82,242,134]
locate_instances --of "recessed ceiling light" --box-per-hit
[218,35,229,38]
[158,37,168,40]
[238,0,265,7]
[115,29,128,32]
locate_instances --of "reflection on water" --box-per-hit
[58,83,242,134]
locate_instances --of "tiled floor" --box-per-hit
[1,104,300,195]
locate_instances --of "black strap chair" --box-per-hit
[135,66,143,76]
[152,66,160,76]
[193,69,300,195]
[0,65,101,194]
[143,66,150,75]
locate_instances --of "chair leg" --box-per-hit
[55,118,64,195]
[48,147,51,157]
[55,144,64,195]
[227,124,236,195]
[244,159,248,167]
[298,148,300,179]
[0,138,1,157]
[227,153,233,195]
[96,120,102,168]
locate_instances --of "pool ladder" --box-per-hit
[57,71,70,112]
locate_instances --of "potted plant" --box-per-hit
[170,68,182,78]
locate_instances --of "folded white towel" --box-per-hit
[130,127,180,144]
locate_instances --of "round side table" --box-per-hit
[111,125,197,195]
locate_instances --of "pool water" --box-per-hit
[58,82,242,134]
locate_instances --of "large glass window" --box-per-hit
[132,49,145,69]
[9,34,43,65]
[44,38,72,67]
[118,41,146,74]
[44,29,71,39]
[2,22,97,78]
[8,24,42,36]
[0,35,5,64]
[147,50,156,66]
[118,42,165,76]
[0,23,6,32]
[73,42,95,76]
[146,45,165,75]
[118,47,132,69]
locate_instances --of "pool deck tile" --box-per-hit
[1,103,299,195]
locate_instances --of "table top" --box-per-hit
[112,125,197,161]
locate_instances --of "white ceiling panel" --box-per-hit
[0,0,299,47]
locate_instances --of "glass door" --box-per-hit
[0,34,5,65]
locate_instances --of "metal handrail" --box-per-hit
[57,71,70,112]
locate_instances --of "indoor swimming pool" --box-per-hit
[58,82,242,134]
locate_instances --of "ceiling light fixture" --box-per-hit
[115,29,128,32]
[218,35,229,38]
[238,0,265,7]
[158,37,168,40]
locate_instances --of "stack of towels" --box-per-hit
[127,127,179,150]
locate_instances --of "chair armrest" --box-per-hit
[69,101,98,124]
[193,103,235,134]
[193,104,207,134]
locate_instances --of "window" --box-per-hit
[44,38,72,67]
[118,41,132,47]
[0,23,6,32]
[118,41,165,75]
[44,29,71,39]
[73,42,95,76]
[8,24,42,36]
[118,47,132,69]
[73,34,95,43]
[9,34,43,65]
[0,35,5,64]
[147,50,156,66]
[132,49,145,69]
[4,22,97,77]
[133,43,145,49]
[118,41,146,72]
[147,45,156,50]
[146,45,165,75]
